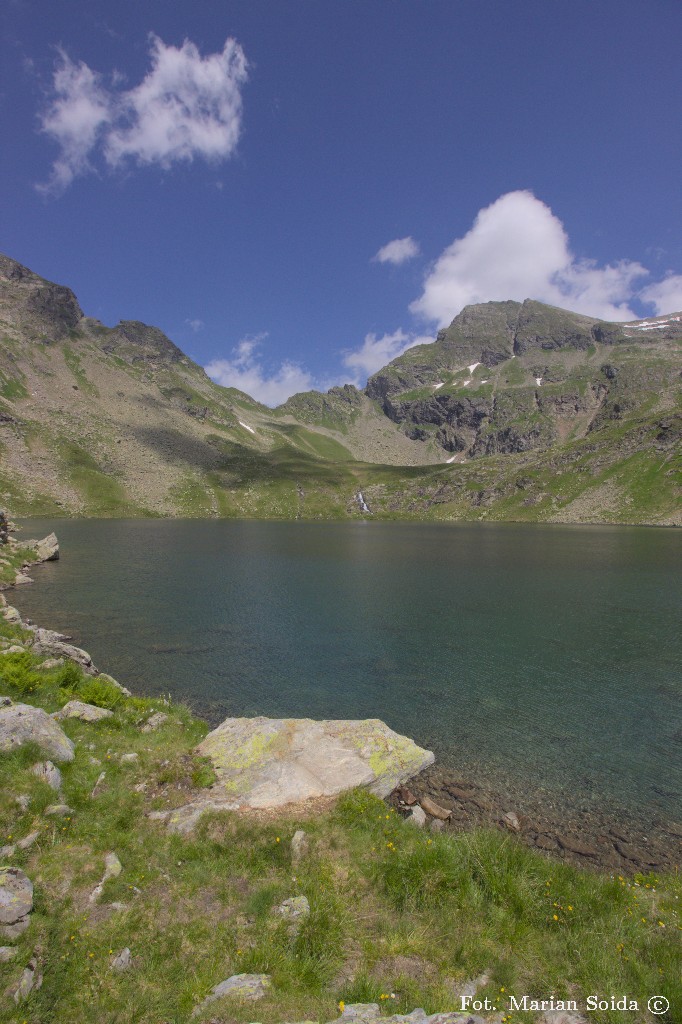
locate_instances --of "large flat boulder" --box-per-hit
[196,716,434,809]
[0,703,75,762]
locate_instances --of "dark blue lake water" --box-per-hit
[13,519,682,823]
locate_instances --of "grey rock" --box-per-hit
[88,852,122,903]
[0,696,12,707]
[16,831,40,852]
[31,639,96,675]
[291,829,309,866]
[14,795,30,811]
[13,574,33,586]
[110,947,131,971]
[11,958,43,1003]
[407,806,427,828]
[501,811,521,832]
[35,657,65,671]
[275,895,310,920]
[2,606,21,623]
[0,703,75,762]
[0,945,18,962]
[146,810,170,821]
[91,771,107,796]
[197,716,434,810]
[192,972,271,1015]
[337,1005,381,1021]
[429,818,445,833]
[0,867,33,939]
[141,711,168,732]
[120,752,139,763]
[26,532,59,562]
[1,645,25,654]
[166,798,240,834]
[31,760,62,790]
[44,803,73,817]
[99,672,131,697]
[55,700,113,723]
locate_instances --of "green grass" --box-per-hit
[0,623,680,1023]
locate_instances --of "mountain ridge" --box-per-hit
[0,252,679,525]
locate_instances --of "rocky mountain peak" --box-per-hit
[0,252,83,342]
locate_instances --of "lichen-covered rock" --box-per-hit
[44,803,73,817]
[0,946,18,962]
[31,760,62,790]
[192,973,271,1015]
[196,716,434,810]
[0,867,33,939]
[54,700,114,723]
[0,703,75,761]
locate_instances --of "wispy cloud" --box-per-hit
[205,335,318,407]
[37,51,111,194]
[342,328,431,377]
[409,191,649,326]
[640,274,682,314]
[373,236,420,266]
[185,318,204,333]
[37,35,248,194]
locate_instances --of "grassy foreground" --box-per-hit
[0,582,680,1022]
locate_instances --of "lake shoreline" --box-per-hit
[6,525,680,877]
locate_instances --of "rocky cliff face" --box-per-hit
[366,298,681,460]
[0,254,83,342]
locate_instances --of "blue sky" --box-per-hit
[2,0,681,404]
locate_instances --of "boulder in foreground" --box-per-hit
[196,716,434,809]
[0,703,75,761]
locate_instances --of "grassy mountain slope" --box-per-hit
[0,254,679,524]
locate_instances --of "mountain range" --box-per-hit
[0,252,680,524]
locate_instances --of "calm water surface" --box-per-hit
[14,519,682,822]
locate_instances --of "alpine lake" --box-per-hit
[13,518,682,849]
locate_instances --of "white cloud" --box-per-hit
[373,236,420,265]
[37,35,247,193]
[409,191,649,326]
[105,35,247,168]
[185,318,204,332]
[342,329,431,377]
[37,51,111,194]
[205,335,317,407]
[640,274,682,314]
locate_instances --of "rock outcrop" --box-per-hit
[0,701,75,761]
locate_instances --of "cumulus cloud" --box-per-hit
[409,191,649,326]
[37,35,248,194]
[105,35,247,167]
[373,236,420,265]
[342,329,431,377]
[640,274,682,314]
[205,335,317,407]
[37,52,111,193]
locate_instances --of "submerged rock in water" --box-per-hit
[196,716,434,810]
